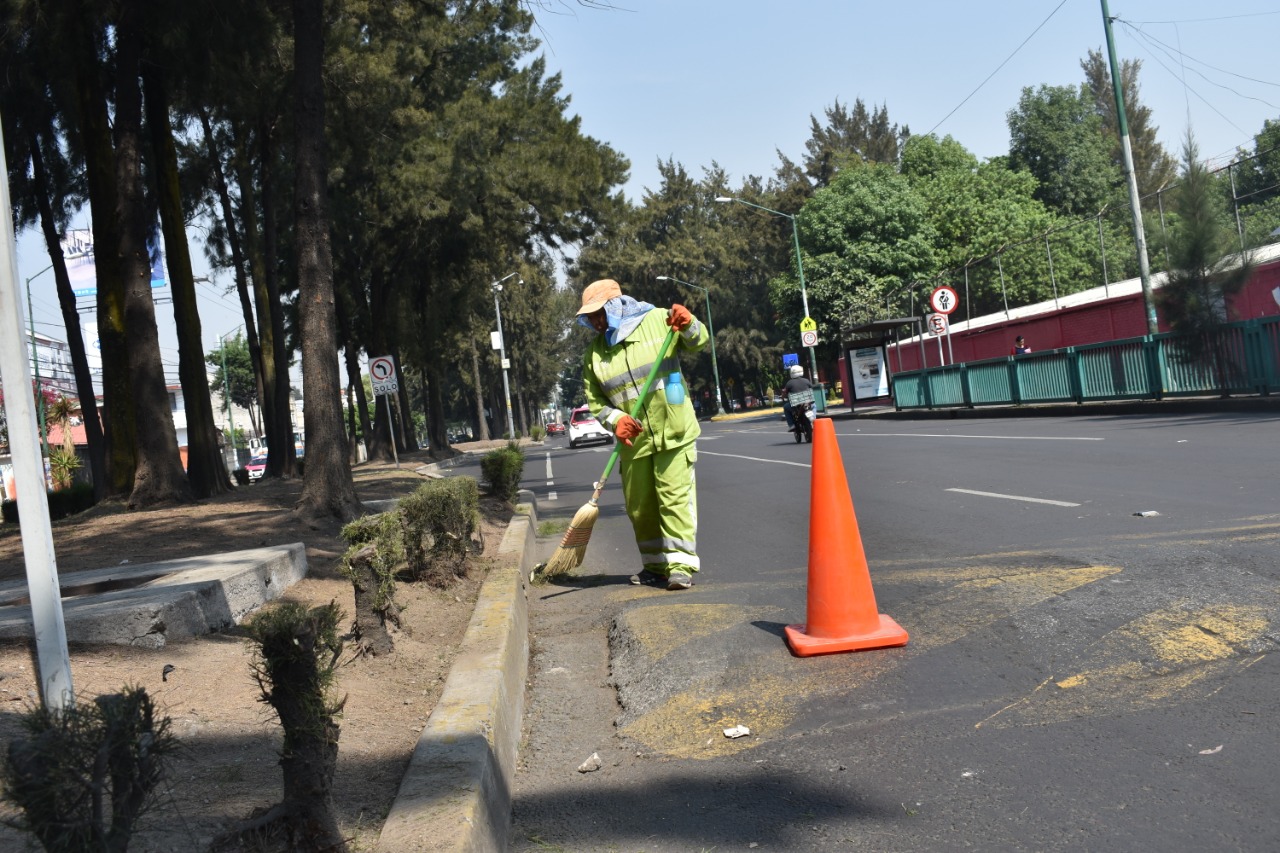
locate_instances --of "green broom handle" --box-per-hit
[594,326,679,490]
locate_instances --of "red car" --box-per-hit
[545,422,566,436]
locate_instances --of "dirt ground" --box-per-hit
[0,442,521,852]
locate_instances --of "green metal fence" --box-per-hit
[893,316,1280,410]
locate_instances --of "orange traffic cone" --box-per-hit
[785,417,908,657]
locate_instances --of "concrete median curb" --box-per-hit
[376,490,537,853]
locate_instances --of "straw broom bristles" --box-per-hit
[536,494,601,581]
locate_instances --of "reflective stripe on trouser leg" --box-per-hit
[619,444,699,573]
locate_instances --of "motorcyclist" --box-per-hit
[781,364,812,431]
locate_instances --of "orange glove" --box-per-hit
[667,303,693,331]
[615,414,643,446]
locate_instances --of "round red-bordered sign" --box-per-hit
[930,286,959,315]
[369,356,395,382]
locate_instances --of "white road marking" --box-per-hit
[946,488,1081,507]
[547,491,558,502]
[545,452,553,480]
[698,449,810,468]
[836,432,1102,441]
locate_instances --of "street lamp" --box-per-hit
[656,275,726,417]
[218,325,244,470]
[25,263,56,457]
[714,196,819,382]
[492,272,521,438]
[24,254,87,457]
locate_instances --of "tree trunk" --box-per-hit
[143,64,230,499]
[29,133,109,501]
[114,0,191,508]
[419,376,432,454]
[395,360,417,451]
[258,120,297,479]
[70,0,134,497]
[470,340,490,441]
[293,0,360,526]
[232,137,269,435]
[426,362,449,457]
[345,545,397,656]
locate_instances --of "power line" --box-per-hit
[1115,21,1263,164]
[925,0,1070,139]
[1120,11,1280,25]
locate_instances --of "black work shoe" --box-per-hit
[629,569,664,586]
[666,570,693,590]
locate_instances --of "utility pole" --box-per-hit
[1101,0,1158,335]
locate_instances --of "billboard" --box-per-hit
[849,346,889,400]
[60,227,168,298]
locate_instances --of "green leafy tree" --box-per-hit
[784,164,938,335]
[803,97,908,187]
[1007,83,1122,218]
[1234,118,1280,245]
[207,334,259,433]
[1082,49,1177,204]
[901,134,1107,318]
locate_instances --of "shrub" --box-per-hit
[339,510,407,655]
[530,424,545,442]
[398,477,479,586]
[48,447,81,491]
[480,440,525,503]
[232,467,250,486]
[2,686,178,852]
[2,482,96,524]
[220,602,346,850]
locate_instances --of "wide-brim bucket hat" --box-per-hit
[576,278,622,315]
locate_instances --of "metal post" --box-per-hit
[1097,213,1110,296]
[1228,163,1245,251]
[1101,0,1157,333]
[220,329,239,470]
[0,123,73,709]
[492,272,518,439]
[715,197,817,382]
[384,393,399,467]
[997,254,1010,319]
[657,276,725,416]
[1045,235,1060,309]
[24,265,54,460]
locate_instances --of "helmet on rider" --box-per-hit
[789,364,804,378]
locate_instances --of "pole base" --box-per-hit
[784,614,908,657]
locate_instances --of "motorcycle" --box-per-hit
[787,389,816,444]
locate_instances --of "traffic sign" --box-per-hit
[800,316,817,332]
[927,313,949,337]
[930,286,959,315]
[801,329,819,348]
[370,355,398,396]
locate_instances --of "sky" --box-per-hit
[9,0,1280,388]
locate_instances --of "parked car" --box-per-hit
[245,454,268,482]
[545,422,566,436]
[568,406,612,449]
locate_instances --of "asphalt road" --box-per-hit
[499,408,1280,852]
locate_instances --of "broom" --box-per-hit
[536,326,678,581]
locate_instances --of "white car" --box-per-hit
[568,406,613,449]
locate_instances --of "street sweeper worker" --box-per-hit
[577,278,710,591]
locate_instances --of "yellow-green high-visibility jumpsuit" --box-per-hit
[582,307,710,577]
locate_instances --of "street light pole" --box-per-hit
[25,263,55,458]
[715,196,819,382]
[492,272,521,438]
[656,275,726,417]
[219,325,243,470]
